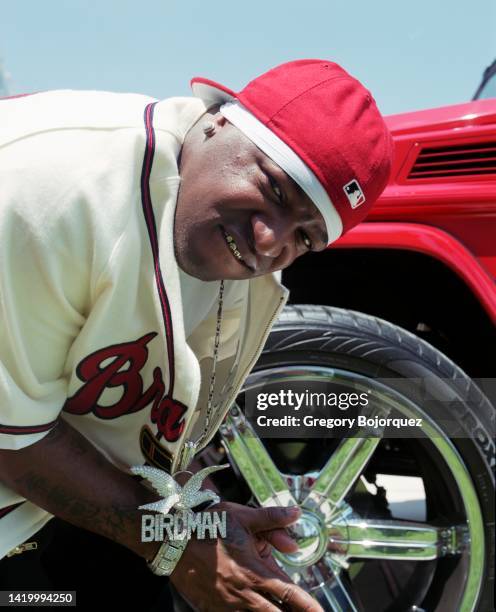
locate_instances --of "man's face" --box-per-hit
[173,110,329,281]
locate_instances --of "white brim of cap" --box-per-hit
[191,82,342,245]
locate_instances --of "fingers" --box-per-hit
[257,576,324,612]
[255,537,273,558]
[243,506,301,534]
[262,528,299,553]
[254,535,297,582]
[258,552,292,583]
[241,590,286,611]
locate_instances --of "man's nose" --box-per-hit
[252,213,292,259]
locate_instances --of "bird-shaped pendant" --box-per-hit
[130,464,229,515]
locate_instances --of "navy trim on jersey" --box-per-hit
[0,501,25,520]
[0,419,58,435]
[0,93,36,101]
[140,102,176,395]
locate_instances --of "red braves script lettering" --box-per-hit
[63,333,187,442]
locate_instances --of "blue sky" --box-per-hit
[1,0,495,116]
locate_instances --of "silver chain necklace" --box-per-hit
[179,279,225,470]
[203,278,225,440]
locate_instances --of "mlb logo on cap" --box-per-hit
[343,179,366,209]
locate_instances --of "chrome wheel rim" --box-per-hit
[220,366,485,612]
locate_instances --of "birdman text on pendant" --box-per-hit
[141,511,227,541]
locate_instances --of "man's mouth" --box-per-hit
[223,230,244,261]
[221,227,255,272]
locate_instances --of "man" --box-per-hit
[0,59,392,610]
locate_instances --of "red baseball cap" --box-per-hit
[191,59,393,245]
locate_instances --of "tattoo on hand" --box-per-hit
[222,519,248,549]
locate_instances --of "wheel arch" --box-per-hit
[282,225,496,378]
[332,222,496,324]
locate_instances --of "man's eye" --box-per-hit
[268,175,283,202]
[301,231,312,250]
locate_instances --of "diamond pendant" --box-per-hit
[130,463,229,515]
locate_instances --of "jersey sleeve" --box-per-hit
[0,130,120,450]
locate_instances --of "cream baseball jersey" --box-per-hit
[0,90,288,558]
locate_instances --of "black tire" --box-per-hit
[252,305,495,612]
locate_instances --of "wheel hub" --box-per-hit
[276,509,328,568]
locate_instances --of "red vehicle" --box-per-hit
[194,67,496,611]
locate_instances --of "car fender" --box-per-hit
[333,222,496,325]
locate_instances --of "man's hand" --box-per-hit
[170,501,324,612]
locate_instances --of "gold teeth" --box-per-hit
[224,232,243,261]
